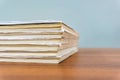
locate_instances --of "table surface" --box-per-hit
[0,48,120,80]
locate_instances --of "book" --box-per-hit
[0,20,79,64]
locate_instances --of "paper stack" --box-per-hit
[0,21,79,64]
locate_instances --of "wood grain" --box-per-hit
[0,48,120,80]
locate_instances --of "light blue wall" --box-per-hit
[0,0,120,48]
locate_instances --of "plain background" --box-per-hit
[0,0,120,48]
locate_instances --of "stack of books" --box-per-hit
[0,21,79,64]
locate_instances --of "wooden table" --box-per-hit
[0,48,120,80]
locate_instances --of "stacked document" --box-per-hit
[0,21,79,64]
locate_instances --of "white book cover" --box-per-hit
[0,20,63,25]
